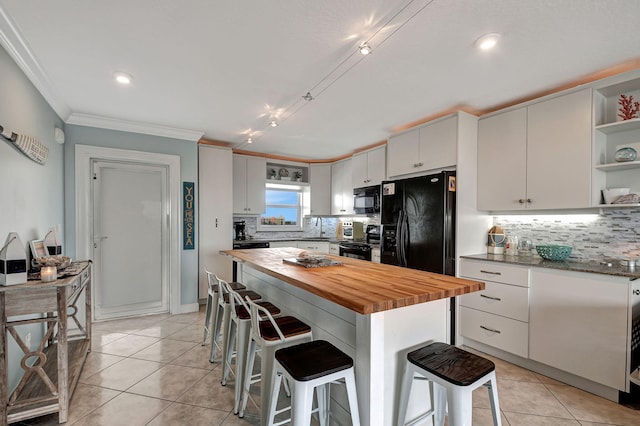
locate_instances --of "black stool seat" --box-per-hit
[214,281,246,292]
[259,316,311,341]
[222,289,260,303]
[275,340,353,382]
[407,342,495,387]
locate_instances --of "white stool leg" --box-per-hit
[486,373,501,426]
[268,369,284,426]
[344,368,361,426]
[447,385,473,426]
[291,380,313,426]
[209,303,224,362]
[219,303,232,364]
[315,382,329,426]
[202,292,213,345]
[433,382,446,426]
[396,363,414,426]
[234,320,250,414]
[222,318,237,385]
[239,338,257,418]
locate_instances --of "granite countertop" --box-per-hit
[462,254,640,279]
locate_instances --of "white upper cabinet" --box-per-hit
[233,154,266,214]
[477,108,528,211]
[331,158,354,215]
[198,145,233,298]
[352,145,386,187]
[477,89,592,210]
[387,115,457,177]
[309,163,331,216]
[527,89,592,209]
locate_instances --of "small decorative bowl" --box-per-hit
[536,245,572,261]
[614,147,637,162]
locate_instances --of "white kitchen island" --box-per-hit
[222,247,484,425]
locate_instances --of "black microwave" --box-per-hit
[353,185,380,214]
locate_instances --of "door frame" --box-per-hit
[75,144,181,317]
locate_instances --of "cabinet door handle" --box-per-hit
[526,198,532,204]
[479,269,501,275]
[413,162,423,168]
[518,199,526,204]
[480,294,502,302]
[480,325,501,334]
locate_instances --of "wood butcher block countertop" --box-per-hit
[222,247,485,315]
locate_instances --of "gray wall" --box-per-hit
[0,45,65,390]
[63,125,199,307]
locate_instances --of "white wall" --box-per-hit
[0,44,65,389]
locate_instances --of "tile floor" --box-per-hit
[16,306,640,425]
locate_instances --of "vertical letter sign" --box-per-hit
[183,182,195,250]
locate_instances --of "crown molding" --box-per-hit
[0,5,71,120]
[67,113,204,142]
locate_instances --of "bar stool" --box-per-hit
[268,340,361,426]
[239,298,313,419]
[221,280,281,414]
[202,270,245,346]
[209,275,261,363]
[397,342,501,426]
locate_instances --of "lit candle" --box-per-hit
[40,266,57,282]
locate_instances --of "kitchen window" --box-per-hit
[258,182,308,231]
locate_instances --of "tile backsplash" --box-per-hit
[494,208,640,261]
[233,216,379,241]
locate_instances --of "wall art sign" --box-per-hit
[183,182,195,250]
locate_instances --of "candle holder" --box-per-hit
[40,265,57,282]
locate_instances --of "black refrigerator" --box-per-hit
[380,171,456,276]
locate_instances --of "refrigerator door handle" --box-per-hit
[398,210,408,267]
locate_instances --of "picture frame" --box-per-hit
[29,239,48,260]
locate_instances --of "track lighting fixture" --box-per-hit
[359,42,372,55]
[269,120,279,127]
[247,137,253,144]
[302,92,314,101]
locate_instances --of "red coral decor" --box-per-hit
[618,94,640,120]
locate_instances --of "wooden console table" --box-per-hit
[0,261,92,424]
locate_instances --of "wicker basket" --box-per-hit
[535,245,572,261]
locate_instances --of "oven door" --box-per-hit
[339,244,372,261]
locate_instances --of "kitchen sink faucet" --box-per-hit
[315,216,324,237]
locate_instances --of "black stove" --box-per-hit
[232,240,270,249]
[339,240,372,261]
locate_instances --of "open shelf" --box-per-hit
[7,339,90,423]
[595,118,640,134]
[594,160,640,171]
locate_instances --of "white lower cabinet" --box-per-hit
[268,241,297,248]
[329,243,340,256]
[460,307,529,358]
[460,258,635,394]
[297,241,330,253]
[459,259,530,358]
[371,247,380,263]
[529,268,630,391]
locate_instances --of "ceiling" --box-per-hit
[1,0,639,161]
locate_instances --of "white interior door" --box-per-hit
[92,160,169,320]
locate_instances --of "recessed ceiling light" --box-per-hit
[114,71,133,85]
[359,42,373,55]
[475,33,501,51]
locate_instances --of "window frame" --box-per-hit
[257,182,308,232]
